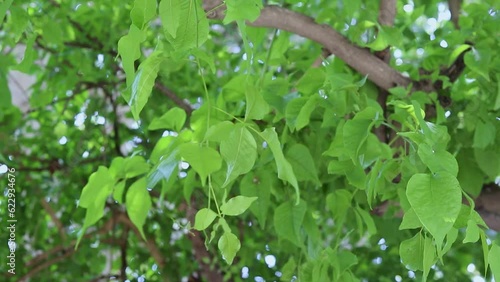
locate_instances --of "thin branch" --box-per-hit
[40,199,67,242]
[154,82,194,116]
[203,2,412,91]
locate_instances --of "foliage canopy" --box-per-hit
[1,0,500,281]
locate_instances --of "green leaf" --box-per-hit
[489,243,500,281]
[474,147,500,179]
[406,173,461,247]
[274,200,307,247]
[343,107,380,163]
[245,84,269,120]
[399,208,422,230]
[220,125,257,186]
[295,95,318,131]
[240,170,272,228]
[422,235,436,282]
[113,180,126,204]
[12,34,36,73]
[130,0,157,29]
[204,121,235,142]
[0,0,14,24]
[124,156,150,179]
[286,143,320,184]
[160,0,180,38]
[464,47,491,81]
[79,166,114,208]
[218,232,241,264]
[224,0,263,23]
[118,25,145,90]
[194,208,217,230]
[261,128,299,203]
[399,233,424,271]
[179,143,222,185]
[473,121,496,149]
[160,0,208,51]
[296,68,326,95]
[126,177,152,240]
[463,219,480,243]
[448,44,471,66]
[147,150,179,188]
[130,50,166,119]
[220,196,258,216]
[148,107,187,132]
[417,143,458,177]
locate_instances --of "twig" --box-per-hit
[40,199,67,242]
[154,82,194,116]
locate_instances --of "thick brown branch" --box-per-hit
[378,0,397,26]
[448,0,461,29]
[204,2,411,91]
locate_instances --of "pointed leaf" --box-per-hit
[126,177,152,240]
[221,196,258,216]
[218,232,241,264]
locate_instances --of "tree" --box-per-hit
[0,0,499,281]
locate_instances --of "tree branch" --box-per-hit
[203,2,412,91]
[448,0,461,29]
[154,82,194,116]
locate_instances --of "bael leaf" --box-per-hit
[417,143,458,176]
[224,0,263,23]
[220,125,257,186]
[179,143,222,185]
[286,143,320,184]
[399,233,424,271]
[274,200,307,247]
[261,128,299,203]
[489,243,500,281]
[220,196,258,216]
[194,208,218,230]
[126,177,152,240]
[240,170,272,228]
[245,84,269,121]
[118,25,145,91]
[160,0,181,38]
[160,0,208,51]
[218,231,241,264]
[130,50,166,119]
[130,0,157,29]
[124,156,150,179]
[148,107,187,132]
[406,173,461,248]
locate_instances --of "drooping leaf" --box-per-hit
[220,125,257,186]
[218,231,241,264]
[126,177,152,240]
[240,170,272,228]
[273,200,307,247]
[261,128,300,203]
[130,50,166,119]
[406,173,461,247]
